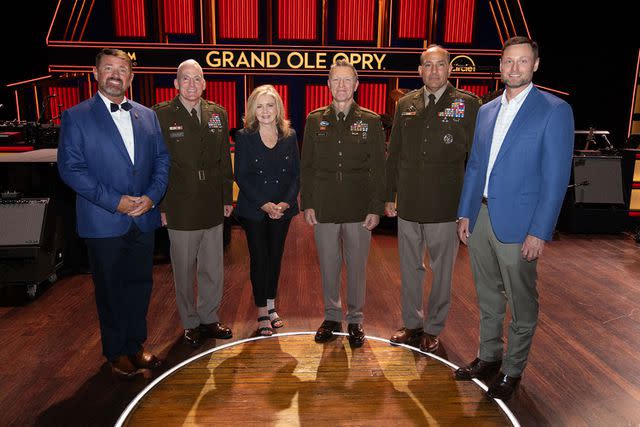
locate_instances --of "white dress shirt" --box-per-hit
[98,91,135,164]
[484,83,534,197]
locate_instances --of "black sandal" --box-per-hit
[268,309,284,328]
[257,316,274,336]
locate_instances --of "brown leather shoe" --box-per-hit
[130,349,162,370]
[200,322,233,339]
[314,320,342,343]
[348,323,366,348]
[110,355,139,379]
[486,372,521,400]
[419,334,439,353]
[390,327,423,345]
[184,328,203,347]
[454,358,502,381]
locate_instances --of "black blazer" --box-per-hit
[234,128,300,221]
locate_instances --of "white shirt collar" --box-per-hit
[500,82,533,107]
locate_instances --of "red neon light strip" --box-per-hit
[218,0,258,39]
[272,84,290,117]
[336,0,375,41]
[357,82,387,114]
[278,0,316,40]
[113,0,147,38]
[444,0,475,44]
[163,0,196,34]
[0,146,34,152]
[398,0,428,39]
[155,87,178,104]
[460,84,490,98]
[206,81,238,129]
[305,85,331,117]
[48,86,81,124]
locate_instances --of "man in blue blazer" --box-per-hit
[57,48,170,379]
[455,37,574,400]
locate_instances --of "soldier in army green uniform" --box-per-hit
[301,60,386,348]
[386,45,481,353]
[152,59,234,348]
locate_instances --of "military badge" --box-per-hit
[350,120,368,133]
[208,114,223,129]
[169,124,183,131]
[443,134,454,144]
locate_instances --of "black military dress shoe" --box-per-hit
[184,328,203,348]
[347,323,366,347]
[454,358,502,380]
[487,373,521,400]
[314,320,342,343]
[200,322,233,339]
[390,327,423,345]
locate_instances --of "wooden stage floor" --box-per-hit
[1,214,639,426]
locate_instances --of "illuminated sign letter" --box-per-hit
[287,52,304,69]
[206,50,221,67]
[267,52,281,68]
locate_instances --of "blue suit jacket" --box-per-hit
[57,94,170,238]
[234,128,300,221]
[457,86,574,243]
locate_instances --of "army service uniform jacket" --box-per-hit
[301,102,386,223]
[386,83,480,223]
[153,96,233,230]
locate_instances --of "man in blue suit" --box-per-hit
[58,48,170,379]
[454,37,574,400]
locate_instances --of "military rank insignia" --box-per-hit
[401,105,417,116]
[438,99,466,122]
[208,114,223,130]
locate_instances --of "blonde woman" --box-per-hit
[234,85,300,336]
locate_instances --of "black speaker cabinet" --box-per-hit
[572,156,625,204]
[0,198,63,297]
[560,156,628,233]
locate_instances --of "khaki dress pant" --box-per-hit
[314,222,371,324]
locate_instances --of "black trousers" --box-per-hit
[84,223,155,361]
[240,216,292,307]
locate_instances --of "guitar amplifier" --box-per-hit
[0,198,63,290]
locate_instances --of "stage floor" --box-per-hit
[1,214,639,426]
[117,333,515,426]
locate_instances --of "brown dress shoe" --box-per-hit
[110,355,139,379]
[454,358,502,381]
[419,334,439,353]
[184,328,203,347]
[130,349,162,370]
[314,320,342,343]
[348,323,366,348]
[200,322,233,339]
[390,327,423,345]
[486,372,521,400]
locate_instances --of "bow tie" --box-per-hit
[110,101,132,112]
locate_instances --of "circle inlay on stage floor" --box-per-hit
[117,332,518,426]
